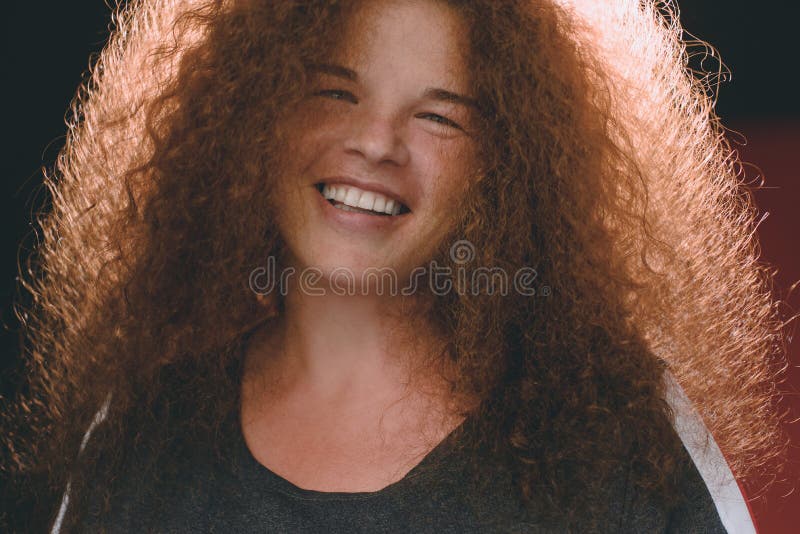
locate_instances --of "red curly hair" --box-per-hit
[1,0,794,532]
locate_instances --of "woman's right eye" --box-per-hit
[313,89,357,103]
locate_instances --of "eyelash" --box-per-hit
[313,89,463,131]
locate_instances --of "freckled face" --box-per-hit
[273,0,480,287]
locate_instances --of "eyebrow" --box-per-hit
[307,62,479,110]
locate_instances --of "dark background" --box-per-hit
[3,2,799,532]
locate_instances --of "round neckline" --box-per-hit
[232,411,473,501]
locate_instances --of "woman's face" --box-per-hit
[274,0,479,288]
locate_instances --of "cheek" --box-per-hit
[419,144,478,207]
[276,131,327,187]
[274,103,338,171]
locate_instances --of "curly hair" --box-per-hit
[1,0,794,532]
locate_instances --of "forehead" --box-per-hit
[334,0,472,90]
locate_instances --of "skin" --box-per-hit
[240,0,481,492]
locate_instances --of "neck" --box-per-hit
[243,275,449,411]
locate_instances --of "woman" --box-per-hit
[1,0,792,532]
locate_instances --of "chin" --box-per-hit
[290,249,416,297]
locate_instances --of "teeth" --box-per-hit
[357,191,376,210]
[334,187,346,202]
[344,188,360,206]
[321,183,406,215]
[373,195,386,213]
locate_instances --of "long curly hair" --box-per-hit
[2,0,794,531]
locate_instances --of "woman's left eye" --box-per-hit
[418,113,463,130]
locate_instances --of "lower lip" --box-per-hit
[314,186,411,231]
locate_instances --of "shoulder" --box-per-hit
[619,371,757,533]
[664,446,730,533]
[54,397,230,533]
[662,370,755,533]
[618,440,728,533]
[571,370,756,534]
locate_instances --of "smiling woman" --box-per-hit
[239,0,485,497]
[271,0,480,288]
[0,0,793,533]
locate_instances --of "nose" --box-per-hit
[342,107,410,167]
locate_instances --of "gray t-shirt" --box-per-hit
[75,412,727,533]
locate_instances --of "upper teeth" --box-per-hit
[321,184,405,216]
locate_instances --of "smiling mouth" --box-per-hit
[314,183,411,216]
